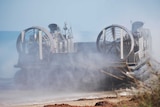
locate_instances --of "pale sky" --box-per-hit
[0,0,159,30]
[0,0,160,77]
[0,0,160,41]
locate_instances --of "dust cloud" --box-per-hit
[0,40,128,106]
[0,30,129,106]
[14,43,126,92]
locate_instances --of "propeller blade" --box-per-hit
[120,29,124,59]
[38,31,43,60]
[111,27,115,40]
[102,29,106,44]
